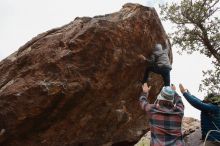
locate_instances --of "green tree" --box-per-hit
[160,0,220,94]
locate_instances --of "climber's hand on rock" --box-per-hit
[179,84,187,94]
[138,54,146,61]
[142,83,151,93]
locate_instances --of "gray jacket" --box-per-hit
[147,43,172,69]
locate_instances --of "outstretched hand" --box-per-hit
[142,83,151,93]
[179,84,187,93]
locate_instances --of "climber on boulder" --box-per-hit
[140,40,172,86]
[139,83,185,146]
[179,84,220,146]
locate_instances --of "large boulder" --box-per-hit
[0,3,171,146]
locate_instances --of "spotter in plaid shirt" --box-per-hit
[139,84,185,146]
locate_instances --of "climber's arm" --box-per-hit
[138,54,154,63]
[145,54,155,64]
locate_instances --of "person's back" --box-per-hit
[147,103,184,145]
[139,84,185,146]
[152,43,171,69]
[201,107,220,141]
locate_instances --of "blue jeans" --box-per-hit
[142,65,171,86]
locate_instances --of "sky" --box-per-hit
[0,0,214,119]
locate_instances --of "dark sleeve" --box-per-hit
[183,92,219,112]
[139,92,150,112]
[146,54,155,64]
[174,92,184,113]
[163,46,169,54]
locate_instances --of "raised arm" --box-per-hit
[171,84,184,113]
[139,93,149,111]
[179,84,218,112]
[139,83,151,112]
[183,92,218,112]
[174,92,185,113]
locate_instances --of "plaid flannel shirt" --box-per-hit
[139,92,185,146]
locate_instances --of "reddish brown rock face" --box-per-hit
[0,3,171,146]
